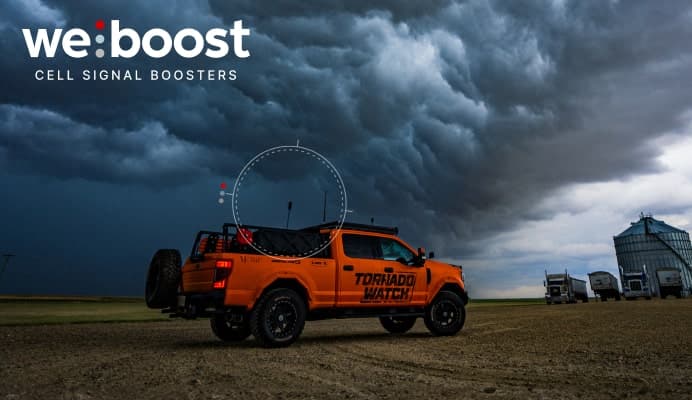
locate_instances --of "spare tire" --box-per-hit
[145,249,182,309]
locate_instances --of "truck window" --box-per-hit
[342,234,379,259]
[378,238,414,263]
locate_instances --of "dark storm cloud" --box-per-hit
[2,0,692,260]
[0,104,216,183]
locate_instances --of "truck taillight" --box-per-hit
[213,260,233,289]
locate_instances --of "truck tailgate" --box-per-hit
[182,260,217,292]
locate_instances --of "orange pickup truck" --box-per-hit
[145,222,468,347]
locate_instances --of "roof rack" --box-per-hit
[303,221,399,235]
[221,221,399,236]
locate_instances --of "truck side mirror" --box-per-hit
[417,247,426,259]
[543,280,546,287]
[428,251,435,259]
[413,247,426,267]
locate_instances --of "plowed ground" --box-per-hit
[2,299,691,399]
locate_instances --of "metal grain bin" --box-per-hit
[613,214,692,297]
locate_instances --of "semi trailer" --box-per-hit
[544,270,589,304]
[656,268,683,299]
[588,271,621,301]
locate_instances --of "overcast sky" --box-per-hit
[2,0,692,298]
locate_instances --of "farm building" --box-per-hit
[614,214,692,297]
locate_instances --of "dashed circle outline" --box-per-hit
[231,144,348,260]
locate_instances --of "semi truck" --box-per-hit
[544,270,589,304]
[656,268,683,299]
[619,266,652,300]
[588,271,621,301]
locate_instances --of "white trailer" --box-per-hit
[588,271,621,301]
[656,268,683,299]
[545,270,589,304]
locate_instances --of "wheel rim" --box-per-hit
[266,299,298,339]
[432,299,460,327]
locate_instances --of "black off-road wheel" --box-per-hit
[379,316,417,334]
[145,249,181,309]
[250,288,306,348]
[211,313,251,342]
[424,291,466,336]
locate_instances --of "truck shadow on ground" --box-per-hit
[173,332,433,349]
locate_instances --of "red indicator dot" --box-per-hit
[95,19,105,30]
[220,182,227,190]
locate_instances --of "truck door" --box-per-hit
[337,233,383,307]
[337,233,427,307]
[375,237,428,306]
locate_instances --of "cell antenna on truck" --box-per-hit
[322,191,327,223]
[286,201,293,228]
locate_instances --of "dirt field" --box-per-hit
[1,299,691,400]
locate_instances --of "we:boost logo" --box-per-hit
[22,19,251,59]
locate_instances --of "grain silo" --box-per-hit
[613,214,692,298]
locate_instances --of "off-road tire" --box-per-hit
[145,249,181,309]
[424,291,466,336]
[250,288,306,348]
[211,314,251,342]
[379,316,417,334]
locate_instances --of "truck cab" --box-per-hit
[145,221,468,347]
[544,271,588,304]
[621,271,652,300]
[545,274,570,304]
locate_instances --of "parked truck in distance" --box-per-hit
[588,271,621,301]
[544,270,589,304]
[656,268,683,299]
[619,266,652,300]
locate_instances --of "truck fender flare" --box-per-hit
[429,280,468,305]
[251,273,313,310]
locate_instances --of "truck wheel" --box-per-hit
[582,297,589,303]
[645,296,652,300]
[379,317,417,334]
[250,288,306,347]
[211,314,251,342]
[145,249,181,309]
[602,297,607,302]
[424,291,466,336]
[615,294,621,301]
